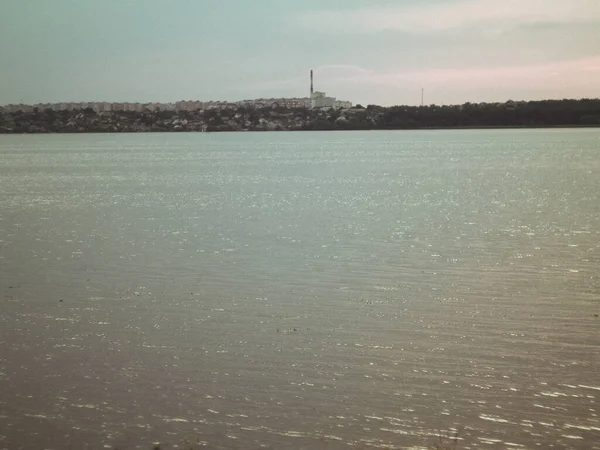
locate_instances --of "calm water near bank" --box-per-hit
[1,130,599,449]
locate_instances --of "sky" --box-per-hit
[1,0,599,106]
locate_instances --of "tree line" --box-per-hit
[1,98,599,133]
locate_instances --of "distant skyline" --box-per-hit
[1,0,599,106]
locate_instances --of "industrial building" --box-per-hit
[309,69,337,109]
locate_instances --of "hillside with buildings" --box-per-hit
[0,103,351,133]
[1,99,599,134]
[0,70,350,116]
[0,97,351,116]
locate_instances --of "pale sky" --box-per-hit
[1,0,599,106]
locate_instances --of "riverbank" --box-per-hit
[1,99,599,134]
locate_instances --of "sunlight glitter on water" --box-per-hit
[1,130,600,449]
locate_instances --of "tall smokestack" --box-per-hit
[310,70,314,95]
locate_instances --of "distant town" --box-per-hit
[0,70,351,114]
[1,98,599,134]
[0,97,353,115]
[0,70,598,133]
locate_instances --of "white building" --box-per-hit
[334,100,352,109]
[122,102,143,112]
[311,91,336,109]
[97,103,113,113]
[280,97,311,108]
[175,100,204,111]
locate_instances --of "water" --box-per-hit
[1,130,599,450]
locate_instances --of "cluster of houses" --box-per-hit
[1,97,353,114]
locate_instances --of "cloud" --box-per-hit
[295,0,600,34]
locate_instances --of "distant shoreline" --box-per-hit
[1,99,599,134]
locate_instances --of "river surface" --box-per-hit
[1,130,599,450]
